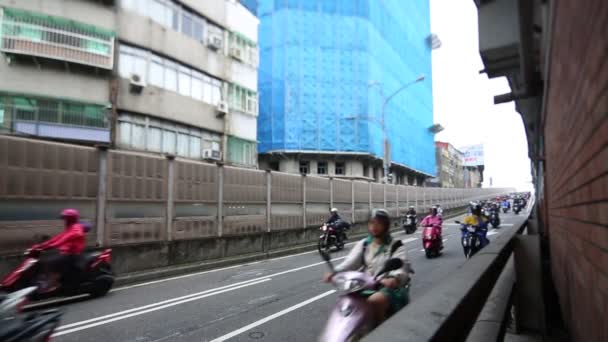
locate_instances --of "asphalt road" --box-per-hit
[47,211,528,342]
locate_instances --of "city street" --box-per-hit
[48,212,528,342]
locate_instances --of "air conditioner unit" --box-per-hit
[129,73,146,93]
[230,47,244,61]
[207,35,222,51]
[203,149,221,160]
[216,101,228,118]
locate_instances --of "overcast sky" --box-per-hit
[429,0,533,191]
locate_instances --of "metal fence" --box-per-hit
[0,7,115,69]
[0,135,513,252]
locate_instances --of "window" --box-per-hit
[178,66,191,97]
[228,84,257,114]
[192,18,204,42]
[181,12,193,37]
[300,161,310,174]
[149,56,164,87]
[164,61,178,92]
[117,112,221,160]
[229,31,258,67]
[317,161,327,175]
[335,162,345,175]
[121,0,210,45]
[119,44,224,106]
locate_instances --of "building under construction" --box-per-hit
[256,0,435,184]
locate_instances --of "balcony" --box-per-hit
[0,94,111,143]
[0,7,115,69]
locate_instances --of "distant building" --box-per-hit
[432,141,464,188]
[0,0,259,168]
[464,166,483,188]
[255,0,435,185]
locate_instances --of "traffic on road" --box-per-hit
[0,195,530,342]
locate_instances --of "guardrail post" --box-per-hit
[329,177,334,209]
[302,174,307,228]
[383,183,387,208]
[217,165,224,237]
[368,181,372,210]
[95,146,108,247]
[266,170,272,233]
[166,155,175,241]
[351,180,355,223]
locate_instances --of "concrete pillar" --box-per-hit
[302,175,307,228]
[166,155,175,241]
[217,165,224,236]
[95,146,108,247]
[266,170,272,232]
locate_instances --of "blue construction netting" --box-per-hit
[257,0,435,176]
[239,0,258,16]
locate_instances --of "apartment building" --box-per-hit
[0,0,259,167]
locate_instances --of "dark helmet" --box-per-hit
[469,202,482,215]
[370,208,390,230]
[81,221,93,233]
[430,206,438,215]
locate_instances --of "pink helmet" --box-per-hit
[61,209,80,221]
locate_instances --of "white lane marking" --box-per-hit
[53,278,272,337]
[209,290,337,342]
[57,278,272,331]
[58,256,346,333]
[488,231,499,236]
[401,237,418,244]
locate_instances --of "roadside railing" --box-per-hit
[365,208,543,342]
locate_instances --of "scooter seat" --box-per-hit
[75,252,102,270]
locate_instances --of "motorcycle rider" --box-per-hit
[326,208,347,244]
[435,204,443,217]
[323,209,411,325]
[31,209,85,291]
[421,206,443,249]
[406,206,416,217]
[462,203,489,247]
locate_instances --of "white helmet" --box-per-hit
[330,208,338,213]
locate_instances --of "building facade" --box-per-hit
[431,141,465,188]
[255,0,435,185]
[0,0,259,168]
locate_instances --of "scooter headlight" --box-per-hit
[333,276,366,294]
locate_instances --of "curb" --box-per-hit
[114,230,370,287]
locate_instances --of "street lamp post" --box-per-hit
[370,75,425,183]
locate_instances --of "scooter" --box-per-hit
[456,221,488,259]
[402,214,417,234]
[489,212,501,228]
[318,251,407,342]
[513,203,521,215]
[1,248,114,300]
[0,286,62,342]
[422,224,443,258]
[318,222,348,252]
